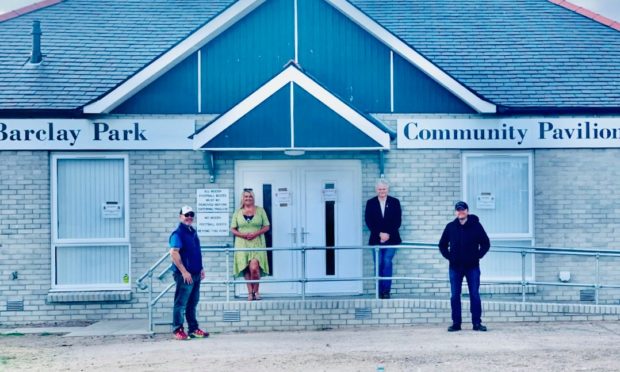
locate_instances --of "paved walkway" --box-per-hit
[1,319,151,337]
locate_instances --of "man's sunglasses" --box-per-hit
[184,212,195,218]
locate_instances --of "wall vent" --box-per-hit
[222,310,241,322]
[355,307,372,320]
[6,299,24,311]
[580,289,596,302]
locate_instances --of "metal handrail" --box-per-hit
[136,242,620,332]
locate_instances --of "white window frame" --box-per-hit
[462,151,534,280]
[462,151,534,239]
[50,153,131,291]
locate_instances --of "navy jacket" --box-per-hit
[439,214,490,269]
[169,223,203,274]
[365,195,402,245]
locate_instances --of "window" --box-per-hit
[51,154,130,290]
[463,152,533,280]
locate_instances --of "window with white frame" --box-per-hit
[51,153,130,290]
[463,152,533,280]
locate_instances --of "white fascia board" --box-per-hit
[192,67,295,149]
[83,0,265,114]
[201,147,386,151]
[193,65,391,150]
[326,0,496,114]
[288,68,391,148]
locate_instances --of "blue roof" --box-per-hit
[0,0,619,113]
[0,0,234,111]
[351,0,620,110]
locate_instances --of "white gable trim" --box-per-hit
[326,0,497,114]
[83,0,265,114]
[192,65,391,150]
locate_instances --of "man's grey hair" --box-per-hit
[375,178,389,188]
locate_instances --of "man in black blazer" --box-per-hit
[365,179,402,299]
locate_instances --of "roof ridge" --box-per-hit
[0,0,64,23]
[548,0,620,32]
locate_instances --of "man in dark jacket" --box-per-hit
[439,201,490,332]
[365,179,402,299]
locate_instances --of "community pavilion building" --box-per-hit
[1,0,620,329]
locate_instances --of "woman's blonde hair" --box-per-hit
[240,188,255,208]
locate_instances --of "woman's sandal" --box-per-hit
[253,292,262,301]
[247,293,254,301]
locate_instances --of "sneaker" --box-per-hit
[473,324,487,332]
[173,327,189,340]
[447,324,461,332]
[189,328,209,339]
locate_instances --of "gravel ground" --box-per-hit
[1,321,619,371]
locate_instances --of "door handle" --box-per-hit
[301,227,309,244]
[290,228,297,244]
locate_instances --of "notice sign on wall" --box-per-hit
[476,192,496,209]
[196,189,230,236]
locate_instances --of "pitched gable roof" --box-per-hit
[351,0,620,111]
[0,0,619,113]
[0,0,236,111]
[192,64,392,150]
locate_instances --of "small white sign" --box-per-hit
[196,189,230,236]
[101,202,122,218]
[322,188,337,202]
[476,193,496,209]
[276,188,291,206]
[196,213,229,236]
[197,189,229,213]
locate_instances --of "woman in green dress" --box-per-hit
[230,189,270,301]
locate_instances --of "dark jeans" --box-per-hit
[449,266,482,326]
[172,271,201,332]
[373,247,397,295]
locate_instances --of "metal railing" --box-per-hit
[136,242,620,332]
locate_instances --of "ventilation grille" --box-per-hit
[222,310,241,322]
[355,307,372,320]
[580,289,596,302]
[6,300,24,311]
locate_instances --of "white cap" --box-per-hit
[180,205,194,215]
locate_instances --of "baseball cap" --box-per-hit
[454,201,469,211]
[180,205,194,215]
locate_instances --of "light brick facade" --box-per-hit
[1,142,619,326]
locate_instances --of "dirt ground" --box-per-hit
[1,321,619,371]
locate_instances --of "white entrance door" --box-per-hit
[235,160,363,296]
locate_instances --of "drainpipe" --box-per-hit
[30,20,43,64]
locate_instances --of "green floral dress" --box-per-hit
[231,206,270,277]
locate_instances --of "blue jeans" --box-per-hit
[172,272,202,332]
[449,266,482,326]
[373,247,397,295]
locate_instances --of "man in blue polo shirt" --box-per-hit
[170,205,208,340]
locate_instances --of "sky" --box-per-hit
[570,0,620,21]
[1,0,619,22]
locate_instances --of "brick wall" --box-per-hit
[2,145,620,326]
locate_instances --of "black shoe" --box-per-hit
[379,293,390,299]
[447,324,461,332]
[473,324,487,332]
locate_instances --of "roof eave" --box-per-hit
[497,106,620,116]
[0,108,84,118]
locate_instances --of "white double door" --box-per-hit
[234,160,363,296]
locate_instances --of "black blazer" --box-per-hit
[365,195,402,245]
